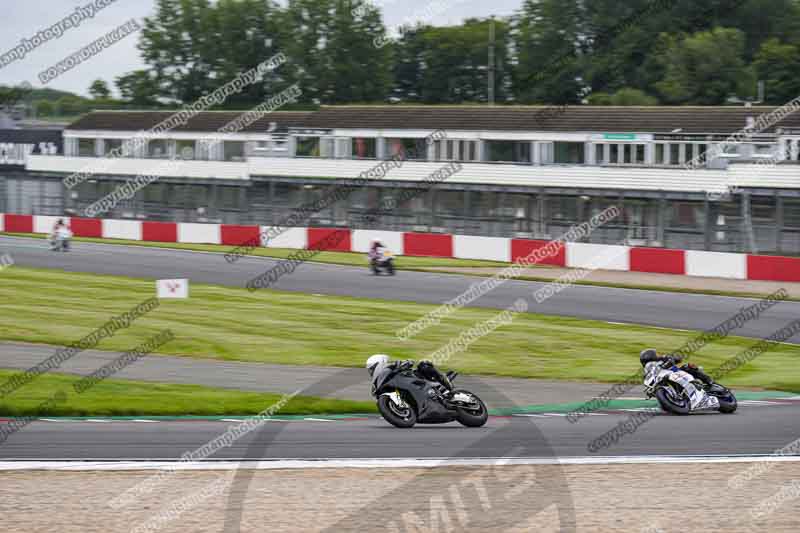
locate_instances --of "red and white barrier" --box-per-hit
[2,213,799,283]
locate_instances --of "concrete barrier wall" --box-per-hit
[453,235,510,262]
[567,243,630,271]
[686,250,747,280]
[2,214,798,283]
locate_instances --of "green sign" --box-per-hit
[603,133,638,140]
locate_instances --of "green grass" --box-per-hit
[1,266,799,391]
[0,370,376,417]
[3,232,506,268]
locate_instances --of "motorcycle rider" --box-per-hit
[368,238,395,275]
[366,354,454,394]
[368,239,385,261]
[639,348,714,387]
[49,218,72,251]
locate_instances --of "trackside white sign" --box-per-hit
[157,279,189,299]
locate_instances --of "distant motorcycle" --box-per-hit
[643,358,737,415]
[49,229,72,252]
[370,248,395,275]
[370,359,488,428]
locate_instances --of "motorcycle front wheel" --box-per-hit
[377,394,417,428]
[655,386,690,415]
[712,388,738,414]
[452,390,489,428]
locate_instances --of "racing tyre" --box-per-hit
[453,390,489,428]
[377,394,417,428]
[716,391,738,414]
[655,386,690,415]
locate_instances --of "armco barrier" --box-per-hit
[70,218,103,238]
[630,247,686,275]
[1,213,799,283]
[403,232,453,257]
[308,228,351,252]
[103,219,142,241]
[221,225,260,247]
[4,214,33,233]
[510,239,566,267]
[686,250,747,280]
[454,235,510,262]
[747,255,800,283]
[142,221,178,243]
[178,222,221,244]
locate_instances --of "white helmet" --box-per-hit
[366,354,390,377]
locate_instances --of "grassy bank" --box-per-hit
[1,266,799,391]
[0,369,376,417]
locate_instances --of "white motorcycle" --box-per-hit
[49,228,73,252]
[643,358,737,415]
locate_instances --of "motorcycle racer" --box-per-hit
[639,348,714,387]
[366,354,453,393]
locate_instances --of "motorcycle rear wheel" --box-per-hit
[655,386,690,415]
[377,394,417,428]
[452,390,488,428]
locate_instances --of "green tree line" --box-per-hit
[18,0,800,113]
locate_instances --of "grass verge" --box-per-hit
[0,369,376,417]
[1,266,799,391]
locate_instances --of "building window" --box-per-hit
[669,144,680,165]
[635,144,645,164]
[386,138,428,160]
[296,137,321,157]
[609,144,619,164]
[78,139,95,157]
[104,139,123,157]
[554,142,585,164]
[487,141,531,163]
[595,144,604,164]
[352,137,376,159]
[176,140,196,160]
[433,140,479,162]
[223,141,245,162]
[148,140,169,159]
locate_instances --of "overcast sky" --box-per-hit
[0,0,523,97]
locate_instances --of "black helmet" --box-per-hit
[640,349,659,367]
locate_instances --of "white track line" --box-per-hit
[3,455,800,471]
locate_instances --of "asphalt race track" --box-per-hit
[3,235,800,344]
[1,402,800,460]
[2,235,799,462]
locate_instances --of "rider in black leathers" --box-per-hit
[640,348,714,386]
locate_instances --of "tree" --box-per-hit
[752,38,800,104]
[138,0,218,103]
[89,79,111,100]
[54,96,86,116]
[35,100,54,116]
[116,70,160,107]
[513,0,585,104]
[324,0,392,103]
[208,0,286,107]
[588,88,659,106]
[654,27,753,105]
[0,83,32,107]
[283,0,391,104]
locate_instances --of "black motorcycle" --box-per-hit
[371,360,488,428]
